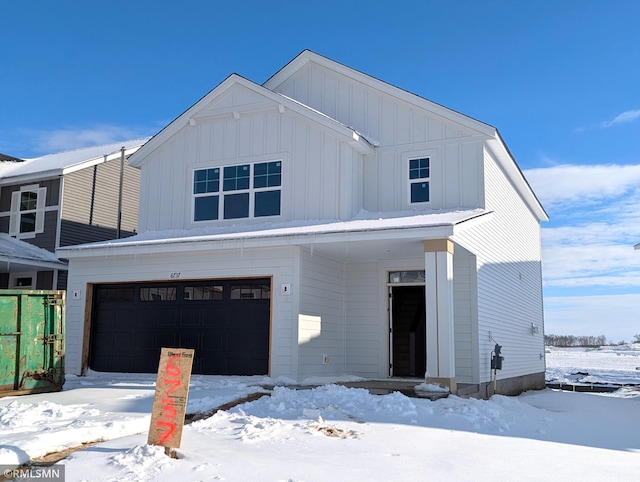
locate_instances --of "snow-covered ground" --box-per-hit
[1,346,639,481]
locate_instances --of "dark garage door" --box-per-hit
[90,278,271,375]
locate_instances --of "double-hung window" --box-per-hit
[9,184,46,237]
[193,168,220,221]
[409,157,430,204]
[193,160,282,222]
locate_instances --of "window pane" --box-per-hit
[20,191,38,211]
[254,161,282,189]
[224,193,249,219]
[409,157,429,180]
[19,212,36,233]
[194,195,219,221]
[389,271,425,283]
[411,182,429,203]
[184,285,223,300]
[140,287,177,301]
[194,168,219,194]
[255,190,281,217]
[230,283,271,300]
[223,164,250,191]
[97,288,134,302]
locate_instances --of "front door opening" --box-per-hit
[391,286,426,378]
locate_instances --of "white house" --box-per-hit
[58,51,548,397]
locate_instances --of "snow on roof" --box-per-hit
[0,138,150,180]
[59,209,489,253]
[0,233,65,265]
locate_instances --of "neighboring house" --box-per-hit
[59,51,548,397]
[0,139,147,290]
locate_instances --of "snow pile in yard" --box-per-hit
[545,344,640,385]
[0,349,638,481]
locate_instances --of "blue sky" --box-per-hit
[2,1,639,341]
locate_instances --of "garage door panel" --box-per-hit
[91,279,270,375]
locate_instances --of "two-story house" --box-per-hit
[59,51,548,397]
[0,140,147,290]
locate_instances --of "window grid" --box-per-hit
[193,160,282,222]
[409,157,430,204]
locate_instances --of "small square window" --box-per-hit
[255,190,281,217]
[411,182,429,203]
[254,161,282,188]
[224,192,249,219]
[223,165,250,191]
[194,196,219,221]
[409,158,429,180]
[20,191,38,211]
[194,168,220,194]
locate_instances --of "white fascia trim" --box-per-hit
[57,224,459,260]
[62,144,144,175]
[484,137,548,222]
[129,74,373,168]
[264,50,496,138]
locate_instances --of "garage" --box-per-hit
[89,278,271,375]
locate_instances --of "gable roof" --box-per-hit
[265,50,547,222]
[128,74,373,167]
[264,50,497,138]
[0,138,150,186]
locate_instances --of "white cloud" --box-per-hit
[544,294,640,341]
[526,163,640,292]
[524,164,640,206]
[600,109,640,128]
[1,124,157,158]
[31,124,154,155]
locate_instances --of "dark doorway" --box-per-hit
[391,286,426,377]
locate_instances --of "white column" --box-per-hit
[424,239,456,392]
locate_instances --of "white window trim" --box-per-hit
[192,160,283,222]
[406,155,431,206]
[9,184,47,238]
[9,271,37,289]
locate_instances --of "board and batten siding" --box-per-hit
[64,246,298,378]
[138,84,363,233]
[60,159,140,247]
[345,261,383,378]
[272,62,486,214]
[297,248,346,379]
[454,149,545,383]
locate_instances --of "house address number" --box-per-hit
[170,272,181,279]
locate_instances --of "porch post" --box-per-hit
[424,239,456,392]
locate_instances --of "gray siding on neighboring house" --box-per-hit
[0,178,60,251]
[36,270,54,290]
[60,158,140,247]
[20,211,59,252]
[0,178,60,210]
[56,269,68,290]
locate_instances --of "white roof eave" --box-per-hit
[58,209,491,259]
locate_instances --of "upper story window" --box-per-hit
[193,161,281,222]
[409,157,430,204]
[9,184,46,237]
